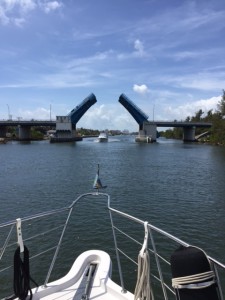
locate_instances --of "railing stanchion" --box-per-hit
[109,210,126,293]
[44,207,73,286]
[148,227,168,300]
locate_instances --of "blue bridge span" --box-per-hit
[67,93,97,124]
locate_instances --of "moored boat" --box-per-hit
[0,137,7,144]
[0,168,224,300]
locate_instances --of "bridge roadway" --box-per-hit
[0,120,56,141]
[146,121,212,128]
[0,120,56,127]
[0,120,212,128]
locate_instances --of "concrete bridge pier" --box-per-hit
[18,125,31,141]
[136,122,157,142]
[183,126,196,142]
[0,127,7,138]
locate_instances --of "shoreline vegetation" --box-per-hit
[160,90,225,146]
[3,90,225,146]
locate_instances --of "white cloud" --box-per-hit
[42,1,62,14]
[117,38,151,61]
[0,0,62,25]
[134,39,144,57]
[77,104,137,131]
[14,17,25,26]
[173,51,199,61]
[17,107,52,120]
[157,71,225,92]
[78,104,114,129]
[180,77,225,91]
[133,84,149,95]
[0,0,37,14]
[0,6,9,24]
[163,96,220,121]
[19,0,36,12]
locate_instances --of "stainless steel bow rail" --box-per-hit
[0,192,224,300]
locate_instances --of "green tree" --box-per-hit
[208,112,225,145]
[205,109,213,121]
[217,89,225,117]
[191,109,204,121]
[31,128,44,140]
[185,116,191,122]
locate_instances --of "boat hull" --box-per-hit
[98,138,108,142]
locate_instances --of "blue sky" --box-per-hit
[0,0,225,132]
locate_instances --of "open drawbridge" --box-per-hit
[67,93,97,124]
[51,93,97,143]
[118,93,149,125]
[119,93,154,142]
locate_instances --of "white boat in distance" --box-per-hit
[0,169,224,300]
[98,132,108,142]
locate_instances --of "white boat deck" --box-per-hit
[31,250,133,300]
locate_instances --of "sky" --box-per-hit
[0,0,225,132]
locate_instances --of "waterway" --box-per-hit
[0,136,225,297]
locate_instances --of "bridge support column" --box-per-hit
[183,126,196,142]
[50,116,82,142]
[136,122,157,143]
[0,127,7,138]
[18,126,31,141]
